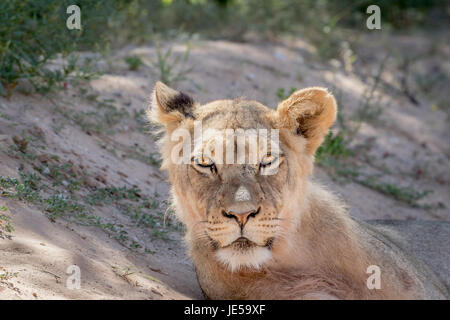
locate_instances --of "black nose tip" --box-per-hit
[222,207,260,227]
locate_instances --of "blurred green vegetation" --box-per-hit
[1,0,447,94]
[0,0,115,94]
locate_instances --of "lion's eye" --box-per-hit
[194,155,214,167]
[260,154,276,166]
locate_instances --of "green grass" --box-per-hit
[0,173,42,202]
[357,178,432,207]
[7,132,39,161]
[0,213,14,233]
[125,55,144,71]
[86,186,171,240]
[86,186,142,206]
[0,165,175,246]
[0,204,13,235]
[149,152,162,167]
[0,271,18,281]
[276,87,297,101]
[0,132,442,236]
[35,162,83,191]
[44,194,85,217]
[148,38,193,85]
[315,131,351,164]
[311,130,439,209]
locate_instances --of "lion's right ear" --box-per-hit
[275,87,337,156]
[147,81,196,131]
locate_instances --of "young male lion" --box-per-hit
[148,81,449,300]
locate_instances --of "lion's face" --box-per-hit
[181,102,291,271]
[149,82,336,272]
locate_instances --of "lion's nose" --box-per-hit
[223,207,260,228]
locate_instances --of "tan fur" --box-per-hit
[148,81,449,300]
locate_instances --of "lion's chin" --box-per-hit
[215,246,272,272]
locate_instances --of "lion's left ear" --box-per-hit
[147,81,196,132]
[275,87,337,156]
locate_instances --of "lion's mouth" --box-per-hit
[223,236,275,251]
[231,237,255,249]
[219,237,257,250]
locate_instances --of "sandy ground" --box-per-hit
[0,32,449,299]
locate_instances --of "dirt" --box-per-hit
[0,33,448,299]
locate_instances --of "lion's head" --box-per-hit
[149,81,336,272]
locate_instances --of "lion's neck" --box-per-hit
[267,182,372,294]
[271,181,364,267]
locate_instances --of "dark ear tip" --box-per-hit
[167,91,195,119]
[153,81,196,119]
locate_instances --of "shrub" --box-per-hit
[0,0,114,95]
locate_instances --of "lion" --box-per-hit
[148,81,449,300]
